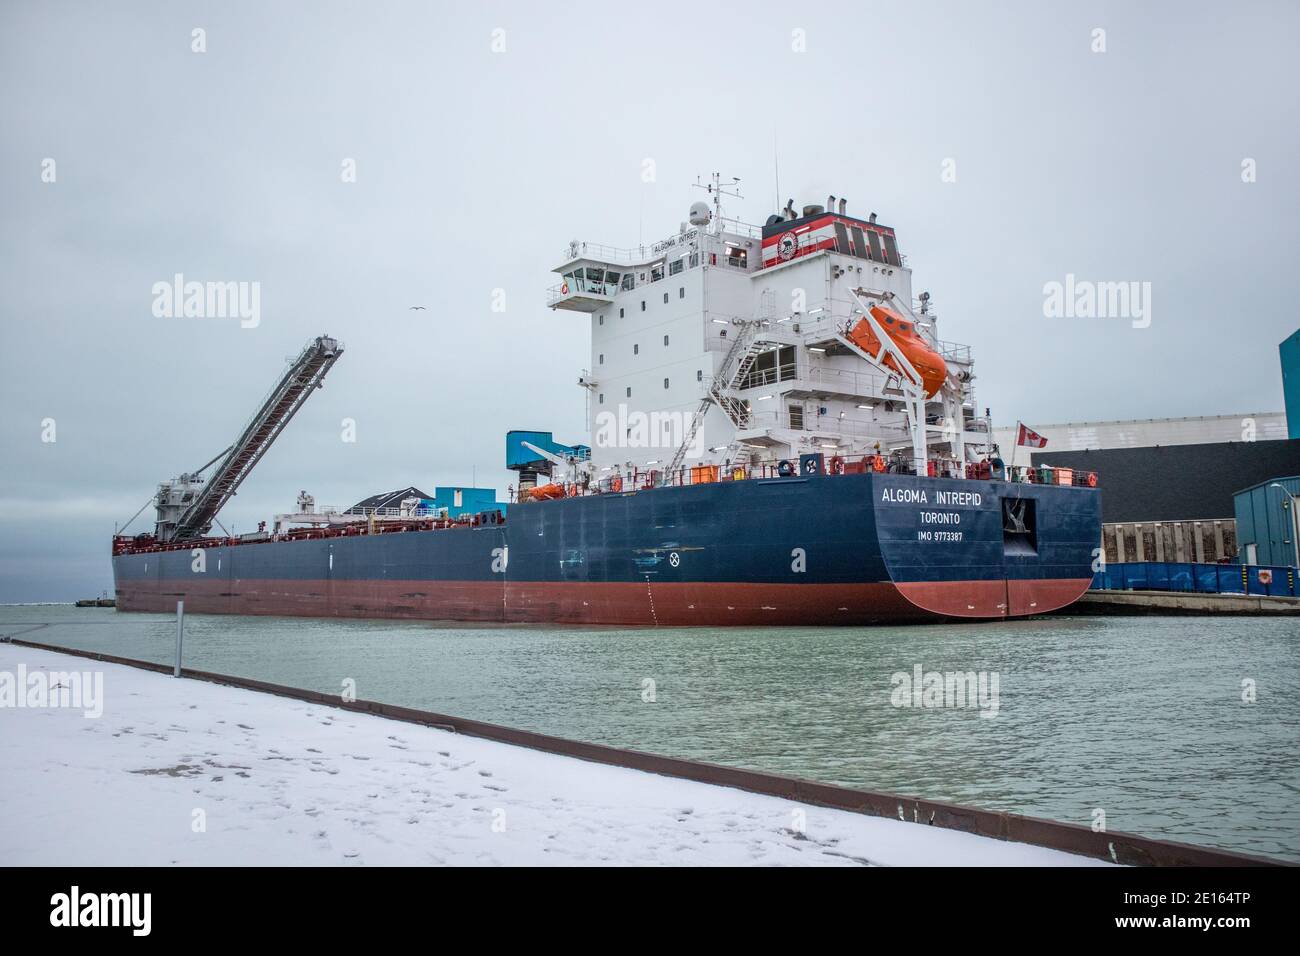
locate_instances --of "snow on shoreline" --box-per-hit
[0,644,1107,866]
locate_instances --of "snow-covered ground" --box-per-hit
[0,644,1106,866]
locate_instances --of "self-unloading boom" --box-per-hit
[153,335,343,541]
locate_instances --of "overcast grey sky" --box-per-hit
[1,0,1297,601]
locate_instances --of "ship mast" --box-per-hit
[693,172,743,233]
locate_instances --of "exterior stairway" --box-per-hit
[665,321,764,476]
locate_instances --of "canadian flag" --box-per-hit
[1017,423,1048,448]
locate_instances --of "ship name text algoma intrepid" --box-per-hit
[112,177,1101,625]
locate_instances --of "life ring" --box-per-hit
[777,459,795,477]
[828,455,845,475]
[1086,472,1097,488]
[611,476,623,493]
[871,455,886,473]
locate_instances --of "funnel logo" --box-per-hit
[777,233,798,261]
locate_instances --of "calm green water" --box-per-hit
[3,606,1297,862]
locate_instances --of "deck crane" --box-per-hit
[152,335,343,542]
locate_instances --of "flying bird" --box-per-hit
[409,305,426,310]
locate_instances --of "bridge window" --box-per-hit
[669,259,683,276]
[622,274,634,292]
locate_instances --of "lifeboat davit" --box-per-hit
[844,305,947,398]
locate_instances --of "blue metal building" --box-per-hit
[1233,476,1300,567]
[1283,330,1300,439]
[420,487,502,518]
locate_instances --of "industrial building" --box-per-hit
[1283,331,1300,440]
[1234,476,1300,568]
[991,412,1287,454]
[1030,439,1300,564]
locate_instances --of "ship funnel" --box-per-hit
[802,204,824,217]
[838,197,847,215]
[782,198,797,220]
[869,212,877,223]
[827,194,836,212]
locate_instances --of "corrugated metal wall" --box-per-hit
[1234,476,1300,567]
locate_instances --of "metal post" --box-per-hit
[174,600,184,677]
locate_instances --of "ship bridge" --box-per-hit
[546,238,690,313]
[546,225,758,312]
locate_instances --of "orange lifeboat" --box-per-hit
[529,482,566,501]
[843,305,947,398]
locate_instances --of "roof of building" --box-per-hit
[1234,475,1300,496]
[348,486,432,511]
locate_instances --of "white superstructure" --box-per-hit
[547,177,991,481]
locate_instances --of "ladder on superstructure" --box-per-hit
[665,321,762,477]
[170,335,344,540]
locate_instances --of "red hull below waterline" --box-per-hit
[113,576,1094,627]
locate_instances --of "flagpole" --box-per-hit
[1010,420,1019,478]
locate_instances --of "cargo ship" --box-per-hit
[112,178,1101,624]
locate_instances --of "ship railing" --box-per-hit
[937,340,972,363]
[717,218,763,240]
[111,508,498,555]
[1005,464,1099,488]
[342,506,450,519]
[546,282,618,307]
[558,235,709,267]
[803,365,892,397]
[735,407,913,441]
[515,455,1103,503]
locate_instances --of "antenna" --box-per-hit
[773,135,780,214]
[693,172,743,233]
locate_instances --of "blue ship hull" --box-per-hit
[112,473,1101,625]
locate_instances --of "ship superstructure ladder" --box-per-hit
[665,320,763,476]
[164,335,344,541]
